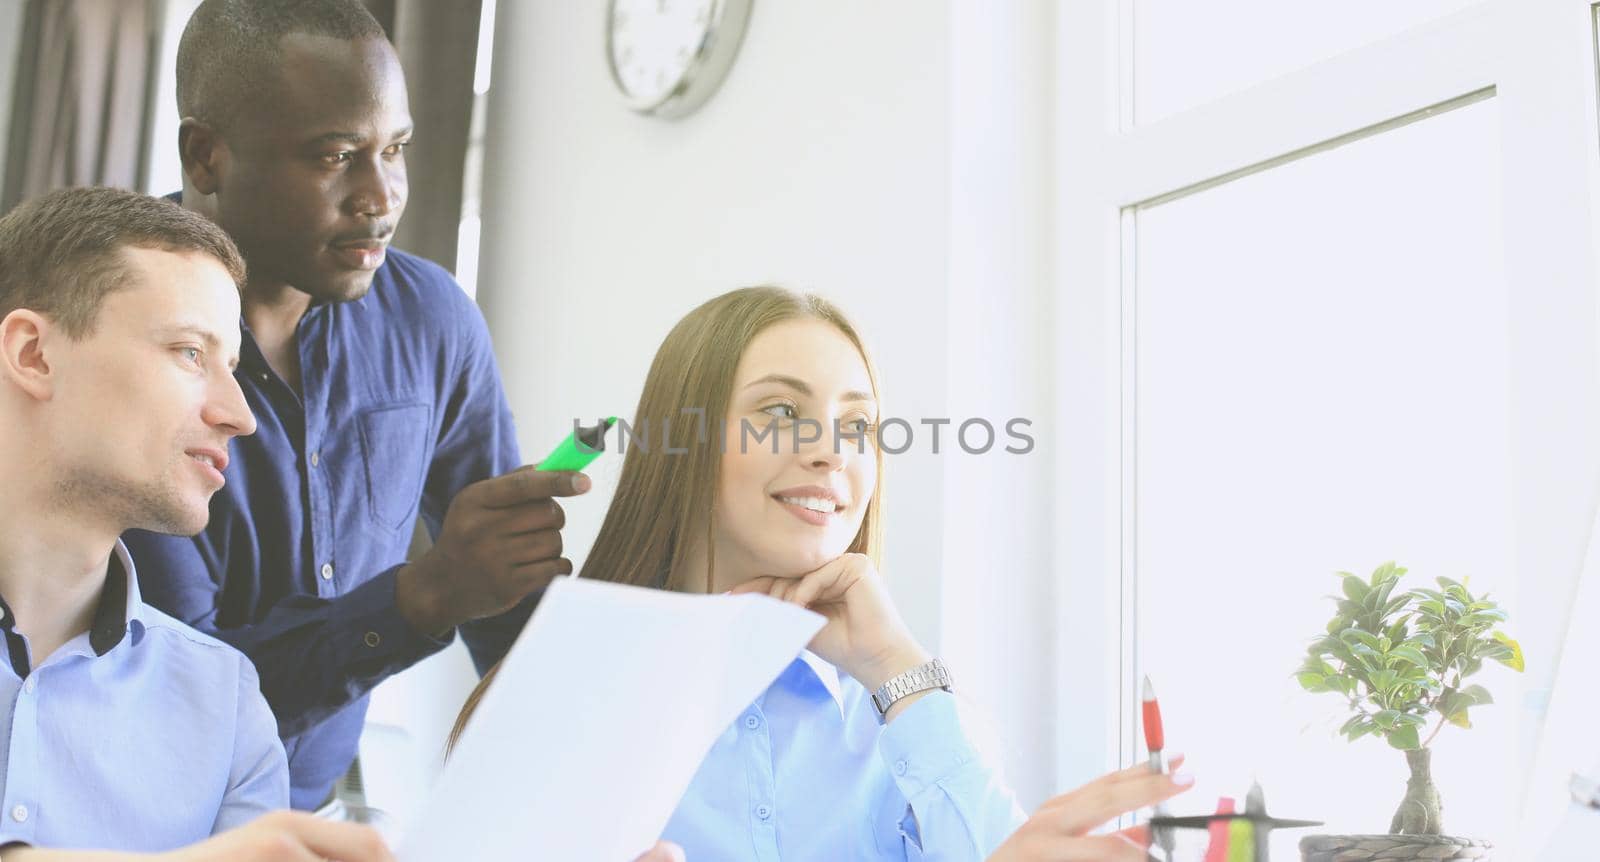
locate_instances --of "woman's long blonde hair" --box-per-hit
[448,287,885,752]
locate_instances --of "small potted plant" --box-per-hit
[1295,562,1523,862]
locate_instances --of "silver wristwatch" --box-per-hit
[871,658,953,716]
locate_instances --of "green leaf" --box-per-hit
[1369,670,1400,694]
[1396,664,1429,683]
[1436,692,1464,717]
[1296,673,1328,692]
[1480,646,1513,666]
[1395,713,1429,728]
[1387,725,1422,750]
[1343,576,1370,602]
[1462,609,1508,627]
[1330,644,1361,670]
[1374,709,1401,729]
[1342,630,1382,651]
[1347,721,1379,742]
[1347,643,1383,672]
[1375,575,1399,599]
[1459,684,1493,707]
[1388,645,1429,668]
[1448,710,1472,729]
[1491,631,1525,672]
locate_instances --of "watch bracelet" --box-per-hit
[871,658,952,715]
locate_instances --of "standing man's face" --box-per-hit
[206,34,412,302]
[45,248,256,535]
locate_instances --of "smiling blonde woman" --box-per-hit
[452,287,1192,860]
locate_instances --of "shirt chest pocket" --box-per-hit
[357,403,433,532]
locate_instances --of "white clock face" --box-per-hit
[608,0,716,109]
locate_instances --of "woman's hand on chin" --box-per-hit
[730,553,930,690]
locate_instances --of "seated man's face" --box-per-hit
[48,247,255,535]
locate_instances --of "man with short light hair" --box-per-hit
[0,186,287,852]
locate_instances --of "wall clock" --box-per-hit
[607,0,753,119]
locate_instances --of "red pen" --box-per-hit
[1144,675,1175,861]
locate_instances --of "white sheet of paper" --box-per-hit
[398,576,824,862]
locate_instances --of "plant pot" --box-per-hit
[1300,751,1492,859]
[1299,833,1492,860]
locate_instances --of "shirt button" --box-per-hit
[894,759,908,776]
[257,371,270,383]
[22,677,35,694]
[364,632,382,648]
[11,805,27,823]
[321,563,334,580]
[743,714,761,730]
[309,452,320,468]
[755,804,771,820]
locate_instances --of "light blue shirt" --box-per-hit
[663,652,1027,860]
[0,542,288,851]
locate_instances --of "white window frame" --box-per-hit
[1051,2,1600,850]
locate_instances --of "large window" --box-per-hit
[1056,2,1600,856]
[1135,95,1514,852]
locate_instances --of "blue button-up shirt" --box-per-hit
[662,653,1027,860]
[0,542,287,851]
[123,248,526,809]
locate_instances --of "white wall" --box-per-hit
[473,0,1059,805]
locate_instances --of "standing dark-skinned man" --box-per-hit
[122,0,583,812]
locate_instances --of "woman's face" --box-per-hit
[711,318,878,586]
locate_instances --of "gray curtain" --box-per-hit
[2,0,158,210]
[386,0,483,275]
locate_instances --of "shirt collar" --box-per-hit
[90,540,144,656]
[0,542,143,674]
[796,649,846,719]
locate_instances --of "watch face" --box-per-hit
[608,0,716,110]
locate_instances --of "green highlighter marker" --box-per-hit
[536,417,618,472]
